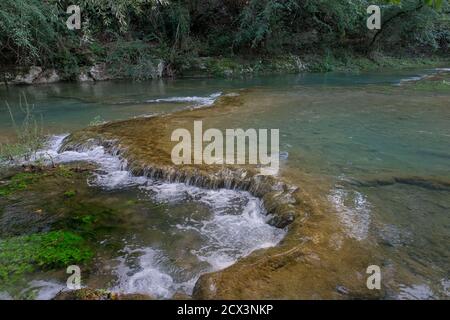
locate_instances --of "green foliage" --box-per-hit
[52,0,168,34]
[63,190,77,198]
[0,0,448,73]
[235,0,285,51]
[204,55,305,77]
[234,0,368,53]
[372,0,450,51]
[0,0,62,65]
[106,39,167,80]
[0,231,93,286]
[89,42,107,60]
[0,166,77,198]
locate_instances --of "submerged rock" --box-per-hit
[347,175,450,191]
[268,211,295,228]
[78,71,94,82]
[53,288,153,300]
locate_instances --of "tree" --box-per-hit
[370,0,448,50]
[0,0,60,65]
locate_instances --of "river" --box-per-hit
[0,68,449,299]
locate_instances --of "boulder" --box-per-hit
[156,59,165,78]
[13,66,43,84]
[292,55,307,72]
[78,71,94,82]
[34,69,60,84]
[89,63,111,81]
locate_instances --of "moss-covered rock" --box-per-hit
[0,231,93,288]
[0,172,40,197]
[53,288,154,300]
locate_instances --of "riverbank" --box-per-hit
[2,54,449,86]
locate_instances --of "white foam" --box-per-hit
[328,188,371,241]
[396,75,426,86]
[187,193,284,270]
[441,278,450,297]
[146,92,222,107]
[113,247,175,299]
[23,280,67,300]
[0,292,13,300]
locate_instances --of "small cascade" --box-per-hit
[58,135,300,228]
[29,134,289,298]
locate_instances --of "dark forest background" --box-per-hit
[1,0,449,78]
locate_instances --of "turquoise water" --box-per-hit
[0,69,441,138]
[0,68,449,299]
[223,83,449,299]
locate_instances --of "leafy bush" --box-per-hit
[0,0,448,73]
[0,0,61,65]
[106,39,167,80]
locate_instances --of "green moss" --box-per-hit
[80,215,97,225]
[0,231,93,287]
[125,200,136,206]
[0,173,40,197]
[57,202,123,237]
[55,165,74,178]
[0,166,79,198]
[63,190,77,198]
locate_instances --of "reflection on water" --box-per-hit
[0,68,449,299]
